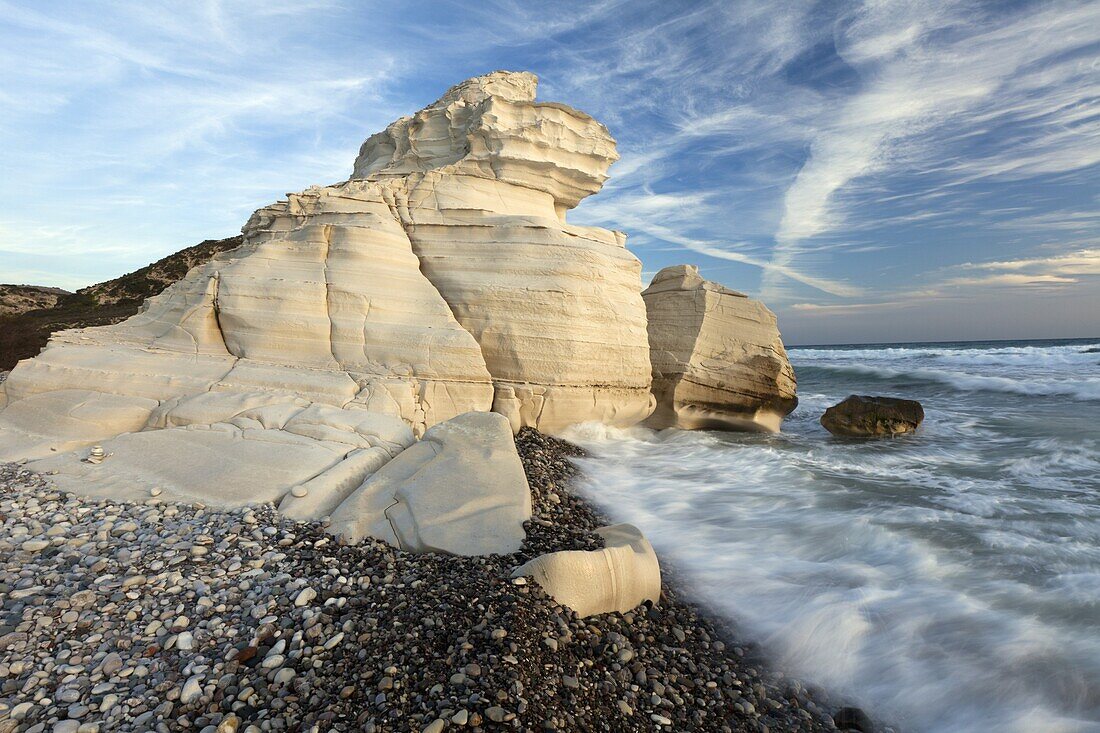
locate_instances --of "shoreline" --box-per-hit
[1,430,854,732]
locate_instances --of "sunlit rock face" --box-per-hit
[0,72,653,549]
[512,523,661,618]
[348,70,654,432]
[642,265,797,433]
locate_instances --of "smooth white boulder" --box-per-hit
[512,524,661,617]
[642,265,797,433]
[328,411,531,556]
[278,446,394,520]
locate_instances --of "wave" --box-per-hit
[791,343,1100,368]
[801,362,1100,401]
[563,425,1100,733]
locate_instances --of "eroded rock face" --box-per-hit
[512,524,661,617]
[348,70,654,432]
[642,265,797,433]
[0,72,650,553]
[0,71,651,453]
[27,392,415,507]
[820,395,924,437]
[326,411,531,555]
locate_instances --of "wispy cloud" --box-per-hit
[0,0,406,274]
[763,0,1100,301]
[958,249,1100,276]
[942,273,1079,288]
[0,0,1096,342]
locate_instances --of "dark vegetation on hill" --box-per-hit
[0,285,71,317]
[0,236,242,371]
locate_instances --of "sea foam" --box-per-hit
[564,339,1100,733]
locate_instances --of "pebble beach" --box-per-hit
[0,429,847,733]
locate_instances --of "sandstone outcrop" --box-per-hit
[327,411,530,555]
[642,265,797,432]
[0,72,655,555]
[0,71,651,463]
[512,523,661,617]
[820,395,924,437]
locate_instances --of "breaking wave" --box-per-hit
[800,362,1100,401]
[565,338,1100,733]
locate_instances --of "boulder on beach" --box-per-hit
[0,445,841,732]
[642,265,797,432]
[512,523,661,617]
[833,706,875,732]
[820,395,924,437]
[327,411,531,555]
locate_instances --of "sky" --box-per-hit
[0,0,1097,344]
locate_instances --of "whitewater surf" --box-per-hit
[565,338,1100,733]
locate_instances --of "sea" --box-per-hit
[563,338,1100,733]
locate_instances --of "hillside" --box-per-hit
[0,236,242,371]
[0,284,72,316]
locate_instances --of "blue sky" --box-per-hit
[1,0,1097,344]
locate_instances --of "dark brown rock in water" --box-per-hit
[820,395,924,437]
[834,706,874,731]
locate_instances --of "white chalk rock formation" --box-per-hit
[0,71,653,554]
[326,412,530,556]
[349,70,654,432]
[642,265,797,433]
[512,524,661,617]
[27,392,416,508]
[0,70,651,471]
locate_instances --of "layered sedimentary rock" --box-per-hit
[348,70,653,431]
[28,392,416,507]
[0,237,244,372]
[513,524,661,617]
[0,71,652,555]
[0,71,651,458]
[642,265,797,432]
